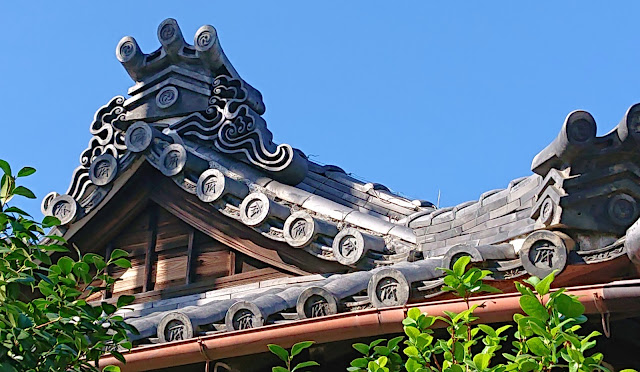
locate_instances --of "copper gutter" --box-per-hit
[99,279,640,372]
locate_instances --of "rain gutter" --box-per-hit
[99,279,640,371]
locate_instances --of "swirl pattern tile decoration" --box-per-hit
[172,75,296,173]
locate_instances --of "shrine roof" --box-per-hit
[41,19,640,359]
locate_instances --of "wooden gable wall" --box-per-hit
[71,162,344,304]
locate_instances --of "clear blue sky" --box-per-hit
[2,1,640,218]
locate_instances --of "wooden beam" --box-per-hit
[185,228,195,285]
[102,267,290,305]
[143,204,158,292]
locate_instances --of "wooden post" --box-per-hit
[185,228,195,285]
[228,250,236,276]
[143,204,158,292]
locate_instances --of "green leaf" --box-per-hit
[387,335,404,350]
[376,356,388,368]
[117,295,136,308]
[404,346,419,357]
[404,326,420,341]
[452,341,464,362]
[478,324,496,337]
[526,337,550,357]
[73,262,90,281]
[452,255,471,277]
[13,186,36,199]
[292,361,320,371]
[0,159,11,176]
[268,344,289,363]
[110,248,129,260]
[42,216,61,228]
[473,353,491,370]
[519,360,537,372]
[112,258,132,269]
[523,276,541,287]
[40,244,69,253]
[353,343,370,355]
[4,206,31,216]
[405,358,423,372]
[58,256,74,275]
[93,256,107,271]
[102,302,117,315]
[102,366,121,372]
[515,282,536,298]
[478,284,502,294]
[556,294,585,318]
[272,367,289,372]
[534,271,555,296]
[38,280,54,296]
[519,295,549,321]
[407,307,421,320]
[291,341,314,357]
[351,357,369,368]
[17,167,36,178]
[374,346,390,356]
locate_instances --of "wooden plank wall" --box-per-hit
[96,203,289,301]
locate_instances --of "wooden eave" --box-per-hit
[62,158,345,277]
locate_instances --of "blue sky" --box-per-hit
[2,1,640,218]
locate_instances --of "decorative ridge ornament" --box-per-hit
[116,18,308,184]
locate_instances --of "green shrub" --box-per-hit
[0,160,136,372]
[271,254,638,371]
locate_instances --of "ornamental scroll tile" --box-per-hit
[41,192,59,216]
[366,259,443,308]
[157,143,209,177]
[88,154,118,186]
[295,287,339,319]
[367,268,411,308]
[196,169,249,204]
[60,96,128,204]
[282,211,338,248]
[225,301,265,331]
[48,195,78,226]
[332,228,386,266]
[239,192,290,228]
[519,230,574,278]
[124,121,174,154]
[157,312,195,343]
[116,19,308,185]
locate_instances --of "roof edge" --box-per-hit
[98,278,640,371]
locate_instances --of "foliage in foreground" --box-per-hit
[268,341,319,372]
[271,256,638,372]
[0,160,137,372]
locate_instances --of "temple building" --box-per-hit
[43,19,640,371]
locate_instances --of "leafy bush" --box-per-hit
[349,336,405,372]
[400,256,636,372]
[271,254,637,371]
[0,160,137,372]
[268,341,319,372]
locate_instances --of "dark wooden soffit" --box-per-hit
[65,161,345,276]
[148,171,345,275]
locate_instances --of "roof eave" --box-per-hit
[98,278,640,372]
